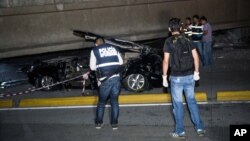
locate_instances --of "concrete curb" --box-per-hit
[19,96,98,107]
[0,100,13,108]
[2,90,250,108]
[217,91,250,101]
[18,92,207,108]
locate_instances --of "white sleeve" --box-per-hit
[89,50,97,71]
[117,52,123,65]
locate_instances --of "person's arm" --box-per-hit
[203,30,208,35]
[163,52,170,76]
[89,50,97,71]
[117,52,123,65]
[203,25,208,35]
[192,49,199,72]
[203,24,208,35]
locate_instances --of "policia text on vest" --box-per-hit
[90,43,123,81]
[99,47,118,58]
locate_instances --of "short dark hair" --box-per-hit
[186,17,191,21]
[200,16,207,21]
[95,37,105,44]
[192,14,199,19]
[169,18,181,32]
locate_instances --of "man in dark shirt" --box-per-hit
[182,17,192,37]
[162,18,205,139]
[191,15,204,63]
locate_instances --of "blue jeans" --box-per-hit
[95,76,121,125]
[203,42,213,66]
[170,75,204,134]
[193,41,203,63]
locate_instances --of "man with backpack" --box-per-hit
[162,18,205,139]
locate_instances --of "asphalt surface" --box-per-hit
[1,103,250,141]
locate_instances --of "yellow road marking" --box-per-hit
[19,92,207,107]
[0,100,13,108]
[217,91,250,101]
[19,96,98,107]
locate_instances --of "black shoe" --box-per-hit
[111,124,118,130]
[95,123,104,130]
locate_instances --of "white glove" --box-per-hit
[162,75,168,87]
[194,72,200,81]
[97,80,101,87]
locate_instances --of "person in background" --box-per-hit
[201,16,213,66]
[182,17,192,37]
[89,38,123,130]
[191,15,204,64]
[163,18,205,139]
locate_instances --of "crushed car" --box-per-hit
[74,30,164,92]
[27,30,164,92]
[27,56,95,91]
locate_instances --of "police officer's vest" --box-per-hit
[92,43,120,78]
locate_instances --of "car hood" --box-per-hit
[73,30,144,52]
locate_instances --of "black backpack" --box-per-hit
[168,35,194,73]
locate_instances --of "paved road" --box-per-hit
[1,103,250,141]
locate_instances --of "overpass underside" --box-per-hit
[0,0,250,58]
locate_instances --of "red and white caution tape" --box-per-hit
[0,71,90,98]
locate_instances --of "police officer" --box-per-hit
[89,38,123,130]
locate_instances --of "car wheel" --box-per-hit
[35,76,55,91]
[123,74,149,92]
